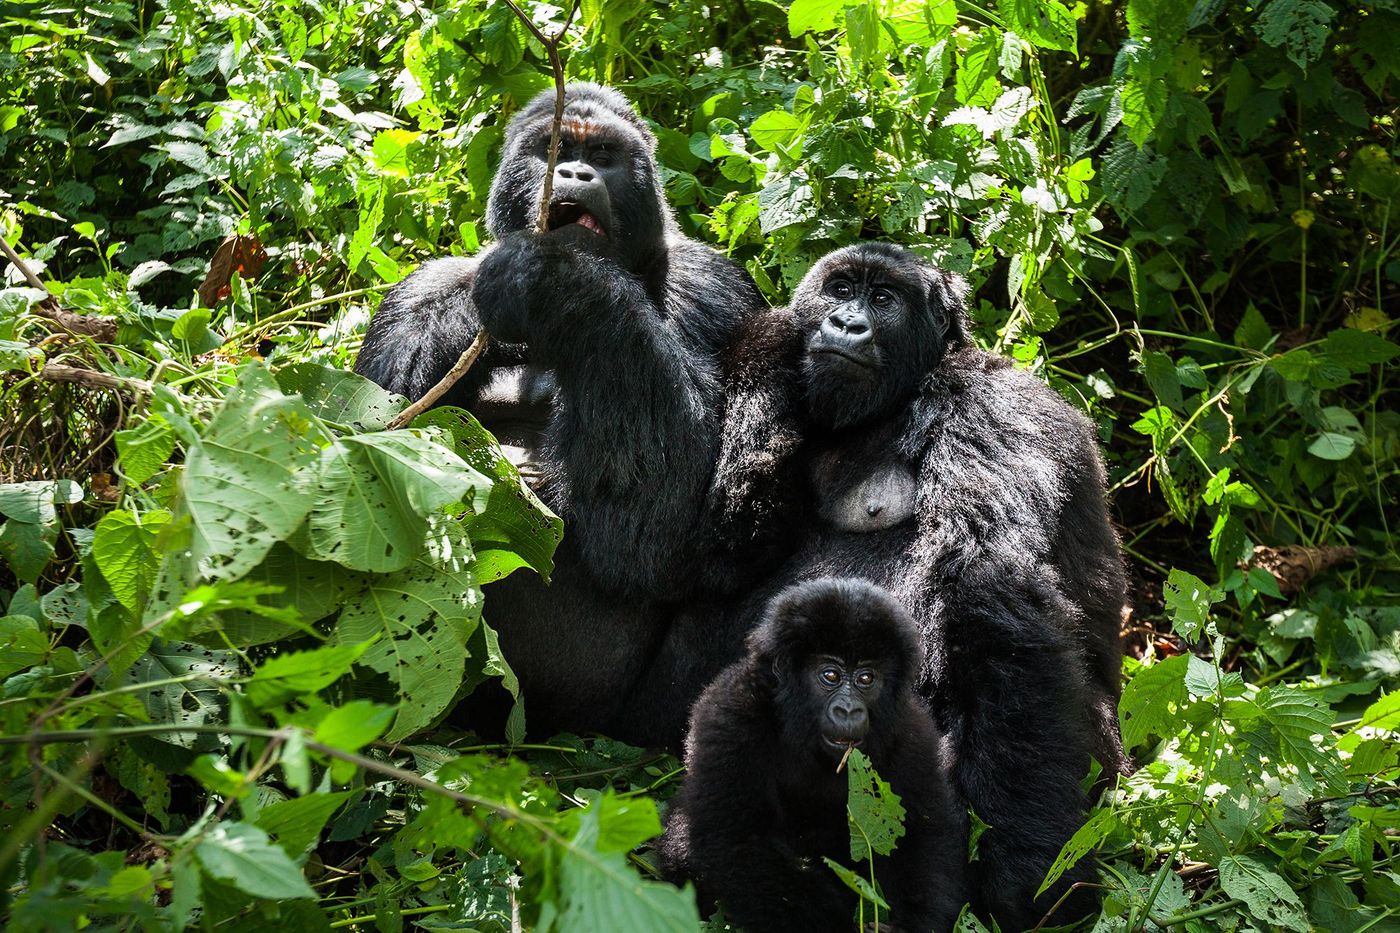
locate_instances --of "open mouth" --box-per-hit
[823,735,861,752]
[547,201,606,237]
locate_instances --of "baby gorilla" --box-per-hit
[659,577,965,933]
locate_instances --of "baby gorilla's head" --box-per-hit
[747,577,922,761]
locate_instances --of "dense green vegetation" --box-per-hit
[0,0,1396,928]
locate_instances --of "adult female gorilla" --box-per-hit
[655,243,1128,929]
[354,84,767,739]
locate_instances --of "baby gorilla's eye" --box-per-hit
[828,280,853,300]
[820,667,842,686]
[855,670,876,688]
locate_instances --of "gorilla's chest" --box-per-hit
[810,452,917,533]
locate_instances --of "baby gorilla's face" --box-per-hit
[805,654,885,754]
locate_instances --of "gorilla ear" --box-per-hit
[926,268,970,346]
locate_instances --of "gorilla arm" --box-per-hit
[904,357,1102,927]
[471,228,749,596]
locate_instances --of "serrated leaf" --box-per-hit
[1038,807,1117,896]
[556,805,699,933]
[1254,0,1334,72]
[1119,654,1189,747]
[115,414,177,485]
[0,616,48,678]
[314,699,395,751]
[1217,854,1308,931]
[195,822,317,899]
[846,749,906,861]
[1163,568,1218,640]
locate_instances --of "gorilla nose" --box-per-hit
[821,311,873,348]
[830,699,868,729]
[555,161,596,183]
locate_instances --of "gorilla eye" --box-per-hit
[871,288,895,307]
[591,148,614,167]
[828,280,853,300]
[855,670,876,688]
[819,667,841,686]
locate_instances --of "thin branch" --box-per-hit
[0,233,118,342]
[385,330,489,429]
[37,364,152,394]
[387,0,579,431]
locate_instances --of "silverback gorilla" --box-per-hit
[656,243,1127,929]
[659,577,966,933]
[354,84,765,737]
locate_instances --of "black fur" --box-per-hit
[353,84,765,739]
[654,243,1127,928]
[658,577,966,933]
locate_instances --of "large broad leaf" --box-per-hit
[414,407,561,582]
[275,362,408,432]
[333,518,482,740]
[1217,854,1308,932]
[556,804,699,933]
[195,822,316,900]
[176,364,325,583]
[255,790,353,857]
[217,543,363,646]
[299,430,487,573]
[119,642,239,750]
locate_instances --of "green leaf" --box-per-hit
[846,749,906,861]
[195,822,317,900]
[1217,854,1308,931]
[1308,432,1356,461]
[1254,0,1335,72]
[749,109,803,153]
[1322,328,1400,372]
[1163,568,1219,640]
[1119,654,1189,747]
[823,857,889,908]
[115,414,177,485]
[788,0,843,36]
[313,699,395,751]
[255,790,352,856]
[370,129,419,177]
[999,0,1078,53]
[275,363,407,432]
[0,615,48,678]
[300,431,485,573]
[1038,808,1118,896]
[556,804,700,933]
[246,641,373,708]
[92,509,170,611]
[333,519,481,740]
[414,408,561,582]
[173,364,325,583]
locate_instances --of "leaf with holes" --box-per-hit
[177,364,326,583]
[846,749,906,862]
[299,430,487,573]
[333,518,482,740]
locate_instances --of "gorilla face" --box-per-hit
[793,243,967,430]
[748,577,921,763]
[486,83,670,274]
